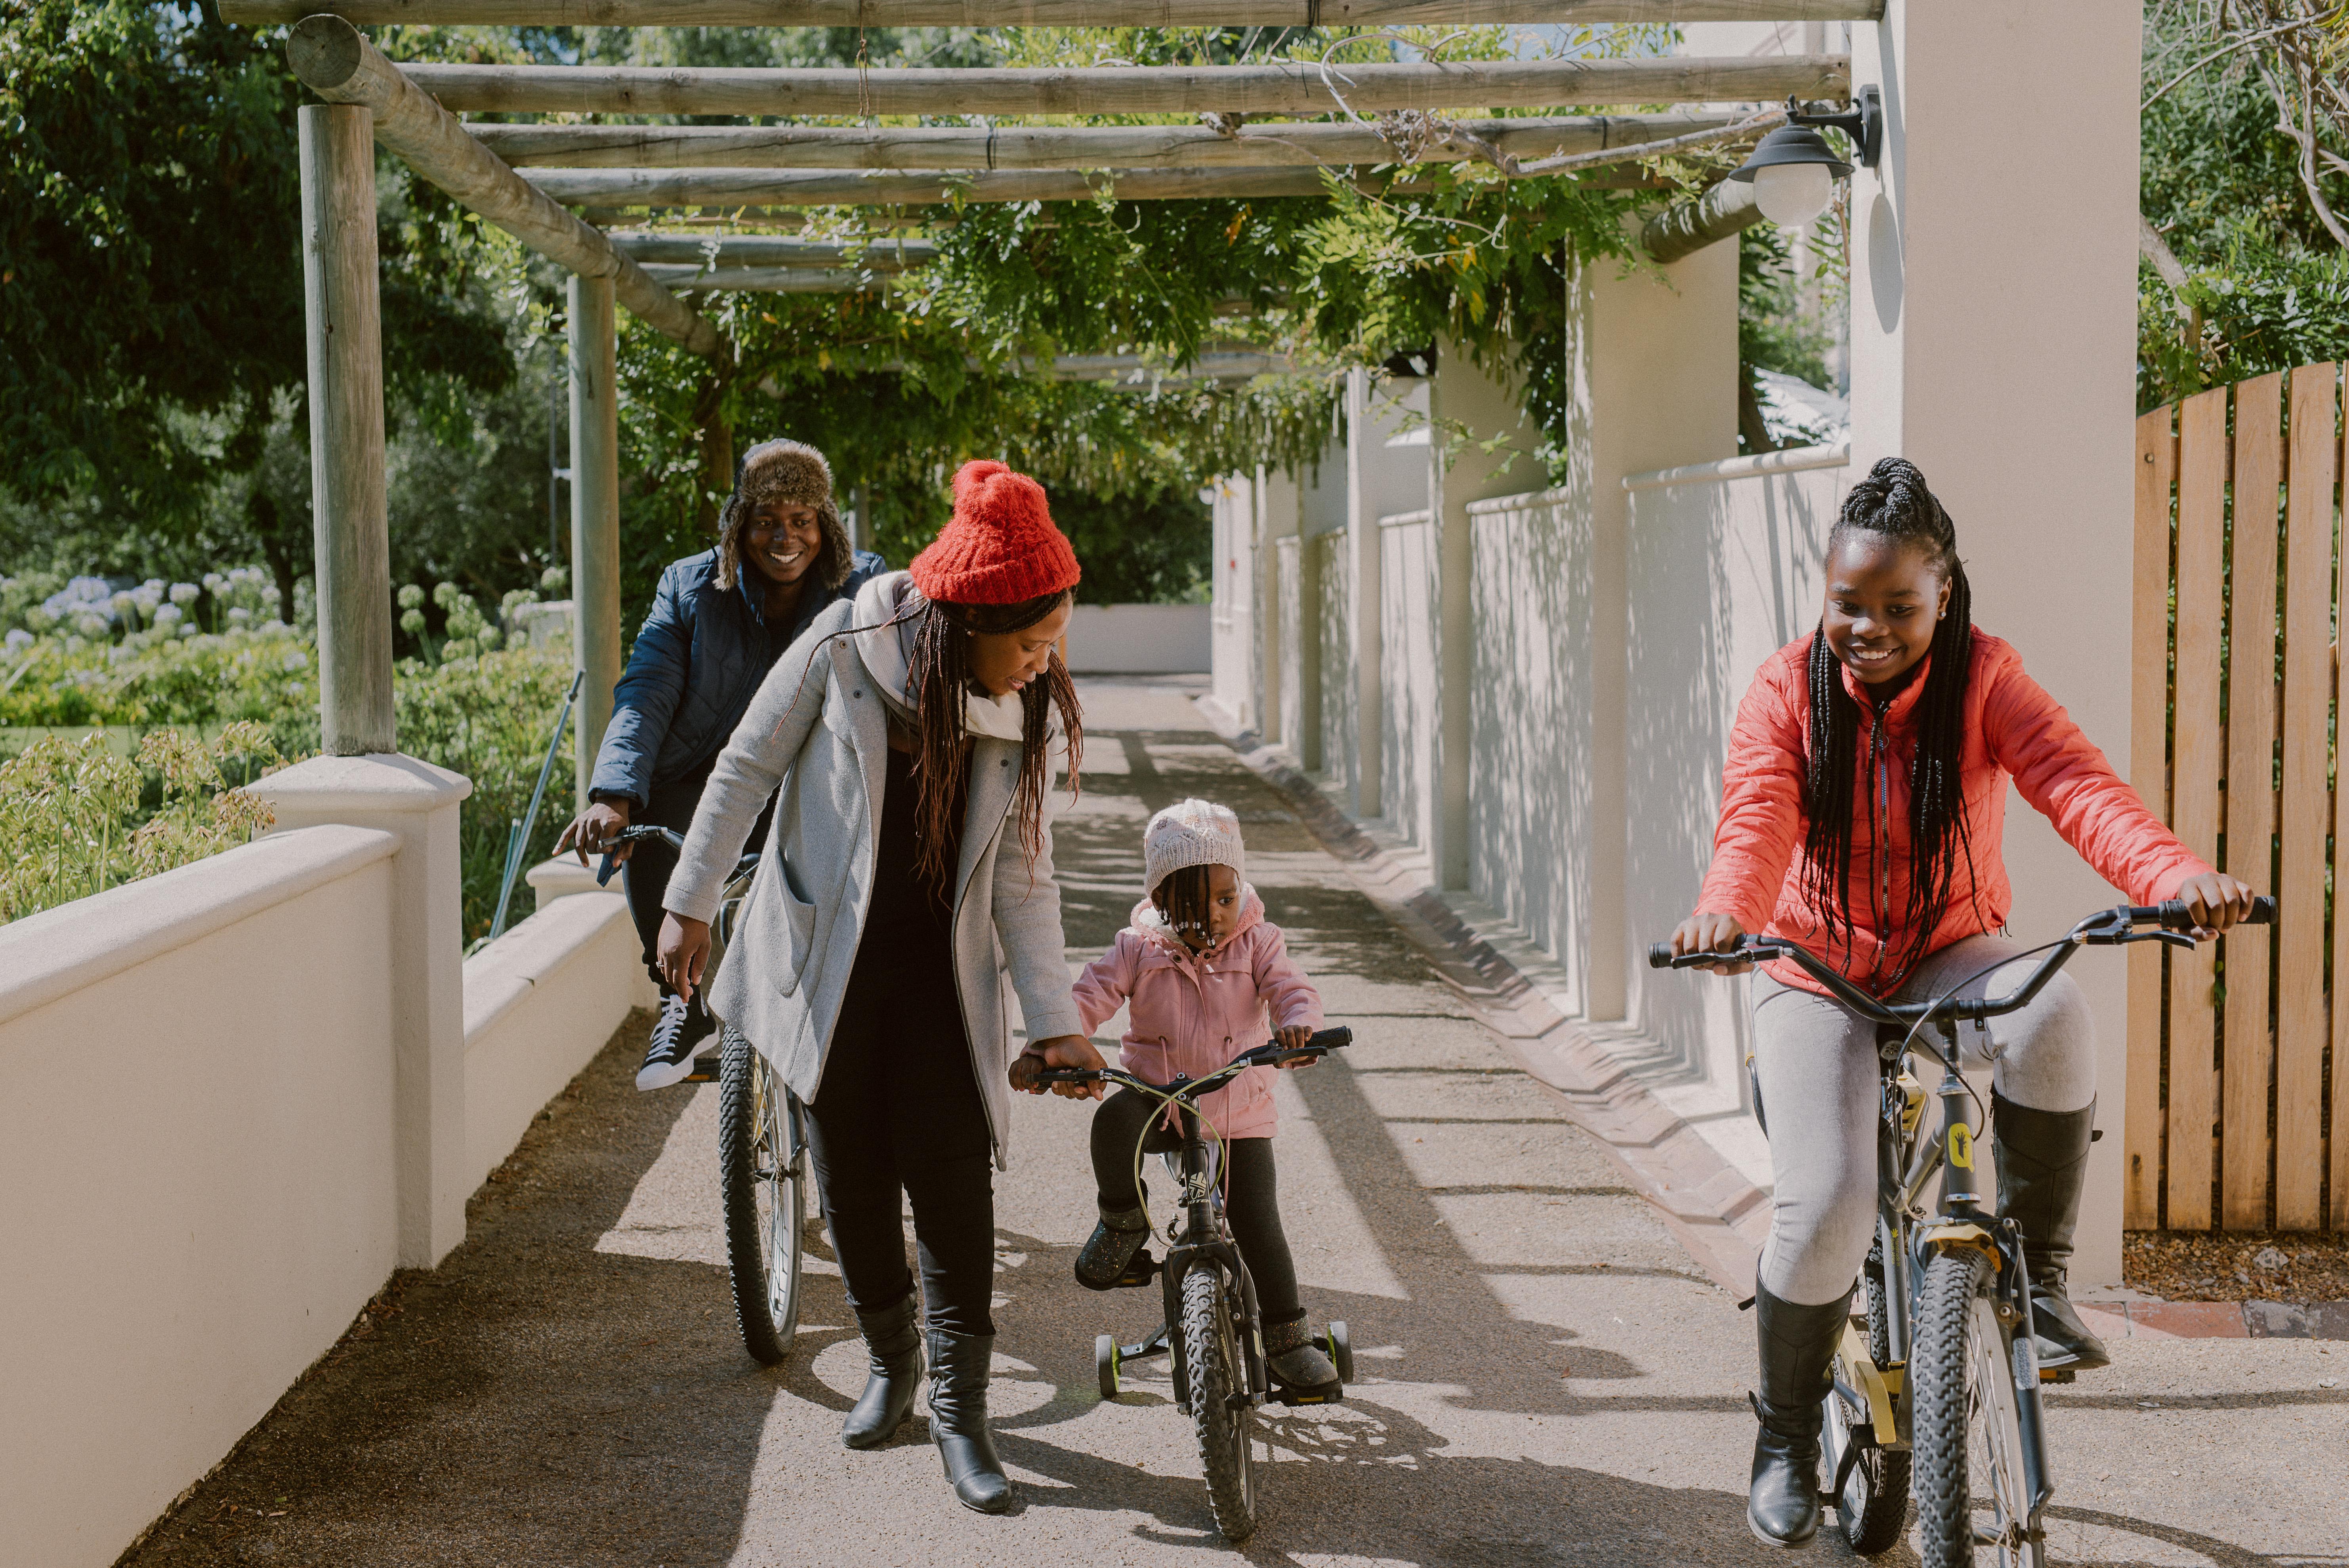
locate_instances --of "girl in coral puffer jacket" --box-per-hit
[1666,457,2259,1550]
[1063,797,1340,1395]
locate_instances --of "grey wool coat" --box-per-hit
[663,597,1084,1167]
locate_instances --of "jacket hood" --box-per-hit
[849,570,1029,743]
[1129,885,1265,959]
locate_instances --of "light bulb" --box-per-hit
[1753,160,1834,227]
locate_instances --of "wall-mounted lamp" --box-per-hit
[1728,84,1883,228]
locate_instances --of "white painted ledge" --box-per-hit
[1465,485,1573,517]
[525,854,605,908]
[0,825,398,1028]
[1376,507,1432,528]
[1621,442,1849,490]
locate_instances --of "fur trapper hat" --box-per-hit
[716,439,852,593]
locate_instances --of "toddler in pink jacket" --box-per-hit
[1067,798,1338,1395]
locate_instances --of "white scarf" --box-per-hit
[850,572,1031,744]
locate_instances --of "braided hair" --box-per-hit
[1801,457,1978,978]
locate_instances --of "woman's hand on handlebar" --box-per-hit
[2172,871,2258,940]
[557,797,632,866]
[1012,1034,1108,1100]
[656,912,711,1003]
[1669,911,1751,974]
[1274,1023,1318,1066]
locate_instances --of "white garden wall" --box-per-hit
[1378,510,1438,852]
[1064,603,1210,675]
[1315,530,1354,792]
[0,819,655,1568]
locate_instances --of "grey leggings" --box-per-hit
[1752,933,2096,1306]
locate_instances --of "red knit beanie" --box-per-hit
[909,460,1082,605]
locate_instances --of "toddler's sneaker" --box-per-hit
[1264,1316,1341,1397]
[635,991,718,1091]
[1074,1203,1154,1290]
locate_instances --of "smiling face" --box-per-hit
[1821,531,1951,687]
[740,502,824,589]
[964,596,1073,699]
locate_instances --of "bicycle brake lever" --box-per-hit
[2116,929,2196,952]
[595,853,620,888]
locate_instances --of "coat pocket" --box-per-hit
[738,856,821,997]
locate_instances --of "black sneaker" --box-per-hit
[636,992,718,1091]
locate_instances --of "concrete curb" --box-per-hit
[1198,710,1771,1295]
[2078,1299,2349,1341]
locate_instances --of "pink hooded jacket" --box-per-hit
[1698,629,2212,998]
[1071,887,1324,1140]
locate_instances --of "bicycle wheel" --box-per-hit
[1179,1263,1257,1541]
[1826,1245,1912,1555]
[1909,1249,2042,1567]
[719,1029,805,1366]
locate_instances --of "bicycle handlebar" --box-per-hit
[1032,1026,1354,1095]
[594,824,761,889]
[1644,897,2275,1030]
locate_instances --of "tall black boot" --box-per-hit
[1748,1282,1853,1549]
[841,1293,924,1450]
[1993,1093,2111,1372]
[927,1328,1012,1513]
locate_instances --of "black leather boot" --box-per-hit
[841,1293,924,1450]
[1993,1093,2111,1372]
[927,1328,1012,1513]
[1748,1282,1852,1549]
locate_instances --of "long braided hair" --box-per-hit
[905,588,1084,891]
[1801,457,1978,977]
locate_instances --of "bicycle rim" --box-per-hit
[1964,1296,2041,1566]
[756,1053,805,1350]
[1826,1242,1912,1555]
[720,1031,796,1365]
[1179,1264,1257,1541]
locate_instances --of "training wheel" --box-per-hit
[1327,1320,1354,1385]
[1096,1332,1121,1400]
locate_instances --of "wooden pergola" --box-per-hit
[236,0,1874,783]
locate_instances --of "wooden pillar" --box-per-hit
[299,104,395,756]
[569,273,623,812]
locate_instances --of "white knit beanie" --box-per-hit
[1143,798,1245,896]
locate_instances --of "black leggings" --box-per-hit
[1090,1087,1302,1327]
[619,759,771,989]
[803,939,998,1338]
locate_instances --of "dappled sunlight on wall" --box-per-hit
[1379,513,1437,850]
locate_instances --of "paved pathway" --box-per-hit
[125,681,2348,1567]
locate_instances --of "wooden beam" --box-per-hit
[286,15,719,356]
[475,113,1732,170]
[298,104,397,757]
[611,233,937,267]
[645,264,897,291]
[225,1,1882,23]
[531,163,1652,205]
[403,55,1848,118]
[1639,175,1760,263]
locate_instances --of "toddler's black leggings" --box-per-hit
[1090,1086,1303,1326]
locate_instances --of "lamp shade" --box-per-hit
[1728,125,1853,228]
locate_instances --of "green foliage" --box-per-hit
[0,722,281,924]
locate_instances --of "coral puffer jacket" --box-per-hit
[1698,630,2212,998]
[1071,887,1324,1140]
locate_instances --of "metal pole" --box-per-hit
[299,103,396,756]
[569,273,622,814]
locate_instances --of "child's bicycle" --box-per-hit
[1035,1025,1357,1544]
[1651,895,2273,1566]
[603,824,809,1367]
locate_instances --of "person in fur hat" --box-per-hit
[558,438,885,1090]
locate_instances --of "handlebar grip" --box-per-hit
[2158,895,2280,931]
[1307,1026,1352,1051]
[1647,942,1674,969]
[2248,895,2278,925]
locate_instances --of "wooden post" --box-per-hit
[299,104,396,757]
[227,1,1885,25]
[1641,177,1763,265]
[2125,404,2176,1230]
[569,275,623,814]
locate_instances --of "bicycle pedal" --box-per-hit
[2038,1367,2077,1384]
[1112,1248,1158,1288]
[683,1063,721,1082]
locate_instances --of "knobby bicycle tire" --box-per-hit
[719,1030,804,1366]
[1910,1246,2054,1567]
[1179,1264,1257,1541]
[1828,1245,1912,1557]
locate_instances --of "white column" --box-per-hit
[1209,475,1256,728]
[254,758,473,1267]
[1256,465,1300,747]
[298,105,395,757]
[1342,368,1385,819]
[1847,0,2141,1285]
[568,275,623,815]
[1428,337,1541,892]
[1579,241,1741,1018]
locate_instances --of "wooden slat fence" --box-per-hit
[2130,362,2346,1232]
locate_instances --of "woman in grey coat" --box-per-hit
[656,460,1103,1514]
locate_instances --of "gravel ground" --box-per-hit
[2124,1229,2349,1303]
[114,680,2349,1567]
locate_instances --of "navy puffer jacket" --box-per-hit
[588,546,887,806]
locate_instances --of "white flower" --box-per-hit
[4,628,31,652]
[282,648,308,673]
[74,613,109,638]
[170,583,200,607]
[227,607,252,626]
[202,572,224,593]
[179,624,200,638]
